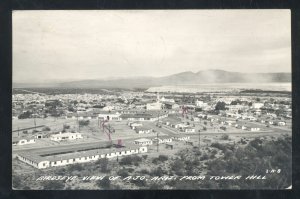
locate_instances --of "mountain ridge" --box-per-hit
[13,70,291,88]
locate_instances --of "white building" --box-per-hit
[17,147,148,169]
[134,138,153,146]
[50,132,83,142]
[146,101,162,110]
[135,127,152,134]
[12,138,36,146]
[250,127,260,131]
[277,121,286,126]
[195,100,208,108]
[183,127,196,133]
[129,122,143,129]
[160,97,175,103]
[98,111,121,120]
[252,103,264,109]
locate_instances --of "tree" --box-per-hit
[221,134,229,140]
[215,102,226,111]
[18,111,32,119]
[79,120,90,126]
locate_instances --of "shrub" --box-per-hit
[42,181,65,190]
[96,177,111,189]
[79,120,90,126]
[117,168,130,178]
[96,158,110,173]
[158,155,168,162]
[119,155,142,166]
[211,142,227,152]
[42,126,51,131]
[221,134,229,140]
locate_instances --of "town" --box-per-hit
[12,87,292,189]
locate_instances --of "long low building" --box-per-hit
[12,137,36,146]
[17,146,148,169]
[50,132,83,142]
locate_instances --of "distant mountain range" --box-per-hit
[13,70,291,89]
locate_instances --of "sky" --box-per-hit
[13,10,291,83]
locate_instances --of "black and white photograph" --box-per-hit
[11,10,292,190]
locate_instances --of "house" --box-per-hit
[195,100,209,108]
[12,137,36,146]
[134,138,153,146]
[277,121,286,126]
[183,127,195,133]
[98,111,121,121]
[248,116,257,121]
[252,103,264,109]
[50,132,83,142]
[269,121,274,125]
[34,134,43,139]
[171,123,188,129]
[250,127,260,131]
[158,138,173,144]
[135,127,152,134]
[192,117,200,122]
[242,126,248,130]
[146,101,162,110]
[164,102,179,109]
[225,120,236,126]
[129,122,143,129]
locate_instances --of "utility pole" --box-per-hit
[157,131,159,152]
[198,130,201,150]
[34,117,36,130]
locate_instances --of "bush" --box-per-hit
[68,163,84,172]
[200,153,209,161]
[63,124,70,130]
[96,177,111,189]
[158,155,168,162]
[119,155,142,166]
[150,167,165,176]
[221,134,229,140]
[42,126,51,131]
[42,181,65,190]
[171,159,185,175]
[12,175,22,189]
[79,120,90,126]
[211,142,227,152]
[96,158,110,173]
[117,168,130,178]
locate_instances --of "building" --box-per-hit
[98,111,121,121]
[17,146,148,169]
[50,132,83,142]
[160,97,175,103]
[164,102,179,109]
[146,101,162,110]
[225,120,236,126]
[135,127,152,134]
[250,127,260,131]
[183,127,196,133]
[128,122,143,129]
[277,121,286,126]
[12,137,36,146]
[134,138,153,146]
[252,103,264,109]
